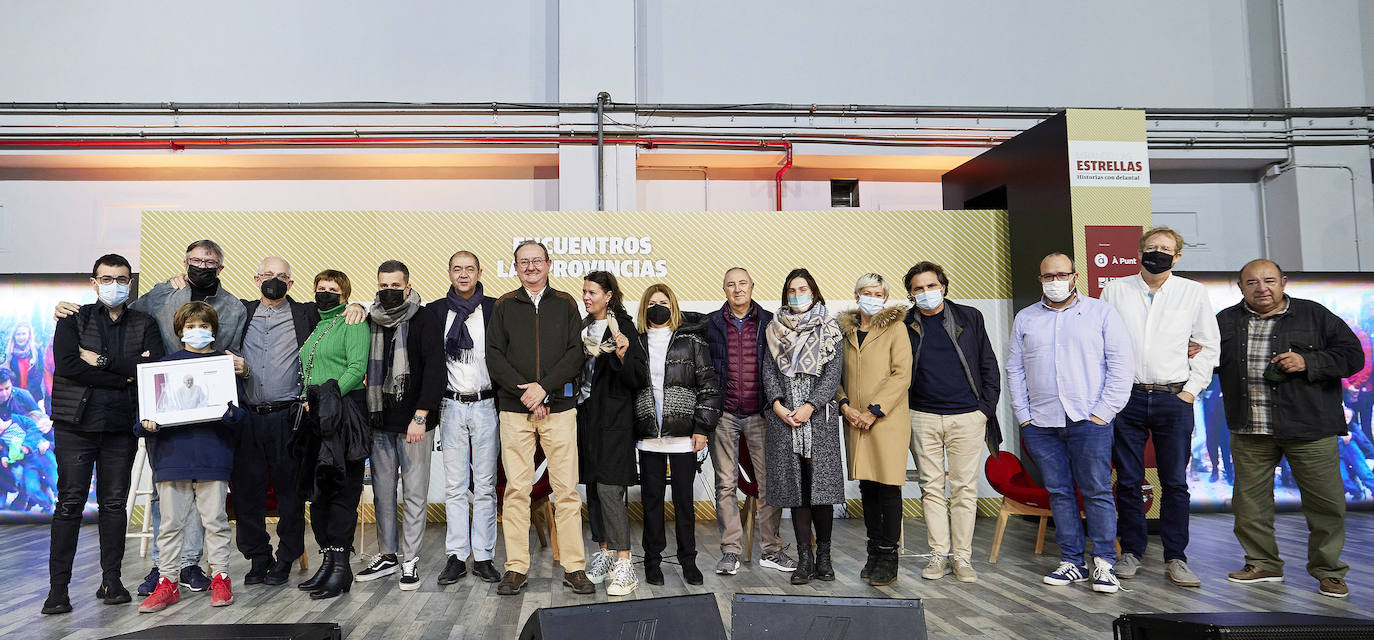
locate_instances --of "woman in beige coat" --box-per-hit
[836,273,912,586]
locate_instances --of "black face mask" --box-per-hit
[260,278,288,301]
[646,304,671,326]
[377,288,406,310]
[314,291,341,310]
[1141,251,1174,275]
[187,264,219,289]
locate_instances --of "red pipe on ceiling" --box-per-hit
[0,134,795,210]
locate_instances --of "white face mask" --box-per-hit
[857,295,886,317]
[914,289,943,312]
[98,282,130,308]
[181,327,215,349]
[1042,279,1074,303]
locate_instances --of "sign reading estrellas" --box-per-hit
[1068,140,1150,188]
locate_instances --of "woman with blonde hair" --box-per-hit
[836,273,912,585]
[633,283,721,586]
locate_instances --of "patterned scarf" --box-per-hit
[582,314,621,357]
[366,289,422,420]
[443,283,484,359]
[766,302,841,377]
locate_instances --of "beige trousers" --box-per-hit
[499,409,584,574]
[155,479,231,578]
[910,410,985,559]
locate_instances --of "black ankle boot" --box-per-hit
[245,555,272,584]
[868,546,899,586]
[645,560,664,586]
[298,549,335,591]
[860,541,878,580]
[814,542,835,581]
[790,545,814,585]
[42,586,72,615]
[310,548,353,600]
[681,557,703,585]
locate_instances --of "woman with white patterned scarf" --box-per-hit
[761,268,845,585]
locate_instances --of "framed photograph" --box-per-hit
[136,355,237,427]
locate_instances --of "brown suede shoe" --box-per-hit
[496,571,527,596]
[1226,564,1283,584]
[1319,577,1350,598]
[563,570,595,595]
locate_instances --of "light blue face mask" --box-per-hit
[97,282,130,308]
[787,293,813,312]
[857,295,886,316]
[181,327,215,349]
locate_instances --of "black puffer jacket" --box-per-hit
[633,312,723,439]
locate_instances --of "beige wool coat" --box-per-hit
[835,305,913,486]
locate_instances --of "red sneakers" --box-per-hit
[210,572,234,607]
[138,577,181,613]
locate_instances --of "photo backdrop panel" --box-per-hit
[139,209,1011,305]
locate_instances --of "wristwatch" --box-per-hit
[95,354,110,369]
[412,415,426,426]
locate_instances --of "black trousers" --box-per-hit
[309,459,365,551]
[586,482,604,544]
[232,407,306,563]
[48,427,137,586]
[639,450,696,564]
[859,480,902,548]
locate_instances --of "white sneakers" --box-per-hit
[586,549,615,585]
[606,558,639,596]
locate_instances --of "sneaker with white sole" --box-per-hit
[951,556,977,583]
[922,555,949,580]
[585,549,615,585]
[356,554,399,582]
[606,558,639,596]
[1114,552,1141,579]
[1091,557,1120,593]
[716,552,741,575]
[1165,559,1201,587]
[398,557,421,591]
[1043,561,1089,586]
[759,548,796,572]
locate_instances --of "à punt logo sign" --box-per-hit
[1068,140,1150,187]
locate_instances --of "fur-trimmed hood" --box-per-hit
[837,304,907,335]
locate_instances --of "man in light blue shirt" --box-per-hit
[1007,252,1134,594]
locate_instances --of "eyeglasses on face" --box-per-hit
[95,276,131,285]
[1038,272,1075,282]
[517,258,547,268]
[188,257,221,269]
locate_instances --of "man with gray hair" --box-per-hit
[703,267,794,575]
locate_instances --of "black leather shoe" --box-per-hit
[96,581,131,605]
[245,555,272,585]
[860,541,878,580]
[309,549,352,600]
[791,545,814,585]
[682,560,704,585]
[437,555,468,585]
[42,587,72,615]
[472,560,502,583]
[645,562,664,586]
[298,550,335,591]
[264,559,293,586]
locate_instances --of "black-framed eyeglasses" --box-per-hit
[1038,272,1075,283]
[188,257,222,269]
[95,276,131,285]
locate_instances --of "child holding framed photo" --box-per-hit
[134,301,247,613]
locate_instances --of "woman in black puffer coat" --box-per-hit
[633,283,722,587]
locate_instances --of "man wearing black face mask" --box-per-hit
[228,256,322,586]
[1101,226,1220,588]
[355,260,445,591]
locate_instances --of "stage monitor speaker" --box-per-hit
[518,593,725,640]
[731,594,926,640]
[1114,612,1374,639]
[101,623,342,640]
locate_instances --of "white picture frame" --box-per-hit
[136,355,238,427]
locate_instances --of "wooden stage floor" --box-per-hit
[4,512,1371,639]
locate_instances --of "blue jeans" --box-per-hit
[1022,418,1117,566]
[1112,388,1193,562]
[440,398,500,561]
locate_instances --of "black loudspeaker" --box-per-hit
[731,594,926,639]
[101,624,342,640]
[518,593,726,640]
[1114,612,1374,639]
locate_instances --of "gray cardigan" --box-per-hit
[761,335,845,508]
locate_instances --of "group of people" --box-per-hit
[1,323,57,512]
[38,224,1361,617]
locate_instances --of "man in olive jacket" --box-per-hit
[485,241,589,595]
[1215,259,1363,599]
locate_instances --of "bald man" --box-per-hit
[231,257,323,586]
[1215,259,1362,599]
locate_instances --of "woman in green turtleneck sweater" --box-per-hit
[297,269,369,600]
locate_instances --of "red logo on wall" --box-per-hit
[1085,225,1142,298]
